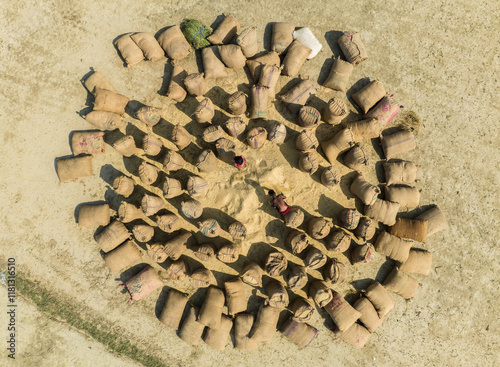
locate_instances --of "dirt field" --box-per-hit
[0,0,498,366]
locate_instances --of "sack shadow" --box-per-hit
[324,30,344,57]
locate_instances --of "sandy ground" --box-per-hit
[0,0,499,366]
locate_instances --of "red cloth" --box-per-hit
[234,156,246,169]
[279,206,290,215]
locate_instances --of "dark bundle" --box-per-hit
[182,19,213,49]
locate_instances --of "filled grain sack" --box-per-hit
[202,46,227,79]
[240,262,263,287]
[71,131,106,155]
[83,69,116,95]
[339,208,361,230]
[93,88,129,115]
[183,73,209,96]
[164,230,194,260]
[227,91,247,116]
[224,277,247,315]
[113,175,135,197]
[352,80,386,114]
[217,242,241,263]
[159,288,189,330]
[135,106,162,126]
[103,240,142,273]
[57,155,93,183]
[163,150,186,172]
[78,203,110,227]
[350,173,381,206]
[365,94,401,127]
[279,79,317,115]
[323,259,348,286]
[298,106,321,128]
[178,305,205,345]
[182,18,212,49]
[246,54,281,83]
[308,281,332,308]
[292,27,322,59]
[234,313,258,350]
[389,218,428,243]
[333,322,371,349]
[326,230,351,252]
[249,85,269,119]
[202,126,227,144]
[381,130,417,159]
[383,160,418,185]
[167,65,188,102]
[141,194,165,216]
[353,296,383,333]
[133,224,154,243]
[114,33,144,67]
[298,151,319,174]
[399,249,432,275]
[207,14,240,44]
[186,175,209,198]
[344,144,370,171]
[383,267,419,299]
[180,199,203,219]
[236,27,258,58]
[307,217,333,239]
[281,318,318,349]
[203,315,233,350]
[351,243,375,265]
[284,208,305,228]
[138,161,158,185]
[122,265,163,301]
[290,297,315,322]
[95,220,130,252]
[190,267,213,288]
[194,98,215,123]
[415,205,448,236]
[374,231,413,263]
[131,32,164,61]
[157,25,191,61]
[146,243,167,263]
[281,40,312,77]
[267,121,287,144]
[304,247,327,269]
[364,281,394,318]
[271,22,295,54]
[321,128,355,164]
[165,258,189,280]
[364,198,400,226]
[323,57,353,92]
[218,44,246,69]
[265,251,288,276]
[84,110,123,131]
[385,185,420,210]
[322,97,348,125]
[156,213,182,233]
[142,134,163,156]
[337,32,368,65]
[194,243,217,261]
[117,202,143,223]
[171,124,192,150]
[349,118,381,140]
[258,64,282,98]
[295,129,319,151]
[286,265,308,291]
[216,138,237,162]
[354,217,376,242]
[113,135,137,157]
[199,286,225,329]
[250,305,281,342]
[228,221,247,240]
[321,166,341,190]
[324,291,362,332]
[163,177,183,199]
[265,281,289,309]
[286,230,309,255]
[224,117,247,138]
[199,219,221,237]
[246,126,268,148]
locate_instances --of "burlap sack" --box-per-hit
[133,224,154,243]
[114,33,144,67]
[265,281,289,309]
[142,134,163,156]
[352,80,386,114]
[240,262,263,287]
[84,111,122,131]
[103,240,142,273]
[323,97,348,125]
[385,185,420,210]
[364,281,394,318]
[258,64,282,98]
[71,131,105,155]
[381,130,417,159]
[286,230,309,255]
[298,151,319,174]
[279,79,317,115]
[146,243,167,263]
[135,106,162,126]
[190,267,213,288]
[267,121,287,144]
[298,106,321,128]
[113,135,137,157]
[326,230,351,252]
[118,202,143,223]
[250,305,281,342]
[78,204,110,227]
[354,217,376,242]
[333,323,371,349]
[271,22,295,54]
[383,267,419,299]
[84,69,116,95]
[218,44,246,69]
[163,150,186,172]
[236,27,258,58]
[389,218,428,243]
[156,213,181,233]
[93,88,129,115]
[323,57,353,92]
[157,25,191,61]
[250,51,281,73]
[324,291,362,332]
[123,265,163,301]
[95,220,130,252]
[246,127,268,148]
[383,160,418,185]
[164,230,193,260]
[350,173,381,206]
[57,155,93,183]
[163,177,183,199]
[290,297,315,323]
[199,286,225,329]
[187,176,209,198]
[227,92,247,116]
[131,32,164,61]
[202,46,227,79]
[203,314,233,350]
[353,297,383,333]
[365,94,401,127]
[307,217,333,239]
[141,194,165,216]
[399,249,432,275]
[234,313,258,350]
[284,208,305,228]
[183,73,209,96]
[113,175,134,197]
[178,305,205,345]
[181,199,203,219]
[165,258,189,280]
[282,40,312,77]
[199,219,221,237]
[280,318,318,349]
[202,126,226,143]
[351,243,375,265]
[364,198,400,226]
[337,32,368,65]
[224,277,247,315]
[224,117,247,138]
[295,129,319,151]
[207,14,240,44]
[194,243,217,261]
[194,98,215,123]
[286,266,308,291]
[321,128,355,165]
[167,65,188,102]
[304,247,327,269]
[374,231,413,262]
[416,205,448,236]
[216,138,237,162]
[159,289,189,330]
[265,251,288,276]
[321,166,341,190]
[228,221,247,240]
[308,281,332,308]
[339,208,361,230]
[324,259,348,286]
[349,118,381,140]
[249,86,269,119]
[217,242,241,263]
[171,125,192,150]
[344,144,370,171]
[138,162,158,185]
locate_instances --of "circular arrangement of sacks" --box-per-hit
[57,14,449,350]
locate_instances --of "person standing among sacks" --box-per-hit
[233,155,246,170]
[268,190,289,215]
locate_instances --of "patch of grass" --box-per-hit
[16,275,167,367]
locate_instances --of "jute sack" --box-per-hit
[171,124,192,150]
[295,129,319,151]
[279,79,317,115]
[290,297,315,322]
[385,185,420,210]
[194,243,217,261]
[323,57,354,92]
[216,138,237,162]
[218,44,246,69]
[78,204,110,227]
[284,208,304,228]
[236,27,258,58]
[163,177,183,199]
[352,80,386,114]
[71,131,106,155]
[95,220,130,252]
[207,14,240,44]
[350,173,381,206]
[299,151,319,174]
[383,160,418,185]
[156,213,182,233]
[381,130,417,159]
[282,40,312,77]
[163,150,186,172]
[258,64,282,98]
[399,249,432,275]
[202,46,228,79]
[344,144,370,171]
[304,247,327,269]
[146,243,167,263]
[122,265,163,301]
[333,323,371,349]
[157,25,191,61]
[133,224,154,243]
[187,175,209,198]
[113,135,137,157]
[224,116,247,137]
[383,267,419,299]
[217,242,241,263]
[178,305,205,345]
[308,281,332,308]
[142,134,163,156]
[194,98,215,123]
[249,85,269,119]
[271,22,295,54]
[364,198,400,226]
[364,281,394,318]
[141,194,165,216]
[323,97,348,125]
[267,121,287,144]
[374,231,413,263]
[93,88,129,115]
[292,27,322,59]
[286,230,309,255]
[113,175,135,197]
[138,161,158,185]
[159,289,189,330]
[180,199,203,219]
[131,32,164,61]
[337,32,368,65]
[57,155,93,183]
[323,259,348,286]
[203,314,233,350]
[354,217,376,242]
[84,69,116,95]
[250,305,281,342]
[199,219,221,237]
[202,126,226,143]
[365,94,401,127]
[307,217,333,239]
[118,202,142,223]
[167,65,188,102]
[246,57,281,83]
[321,166,341,190]
[103,240,142,273]
[353,296,383,333]
[326,230,351,252]
[351,243,375,265]
[286,266,308,291]
[280,318,318,349]
[265,251,288,276]
[227,92,247,116]
[228,221,247,240]
[199,286,225,329]
[349,118,381,140]
[114,33,144,67]
[265,281,289,309]
[415,205,448,236]
[165,258,189,281]
[240,262,263,287]
[183,73,209,96]
[164,230,194,260]
[190,267,213,288]
[298,106,321,128]
[246,127,268,148]
[234,313,258,350]
[224,277,247,315]
[84,111,122,131]
[324,291,362,332]
[321,128,355,165]
[136,106,162,126]
[389,218,428,243]
[339,208,361,230]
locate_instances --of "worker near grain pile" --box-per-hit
[233,155,246,170]
[268,190,289,216]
